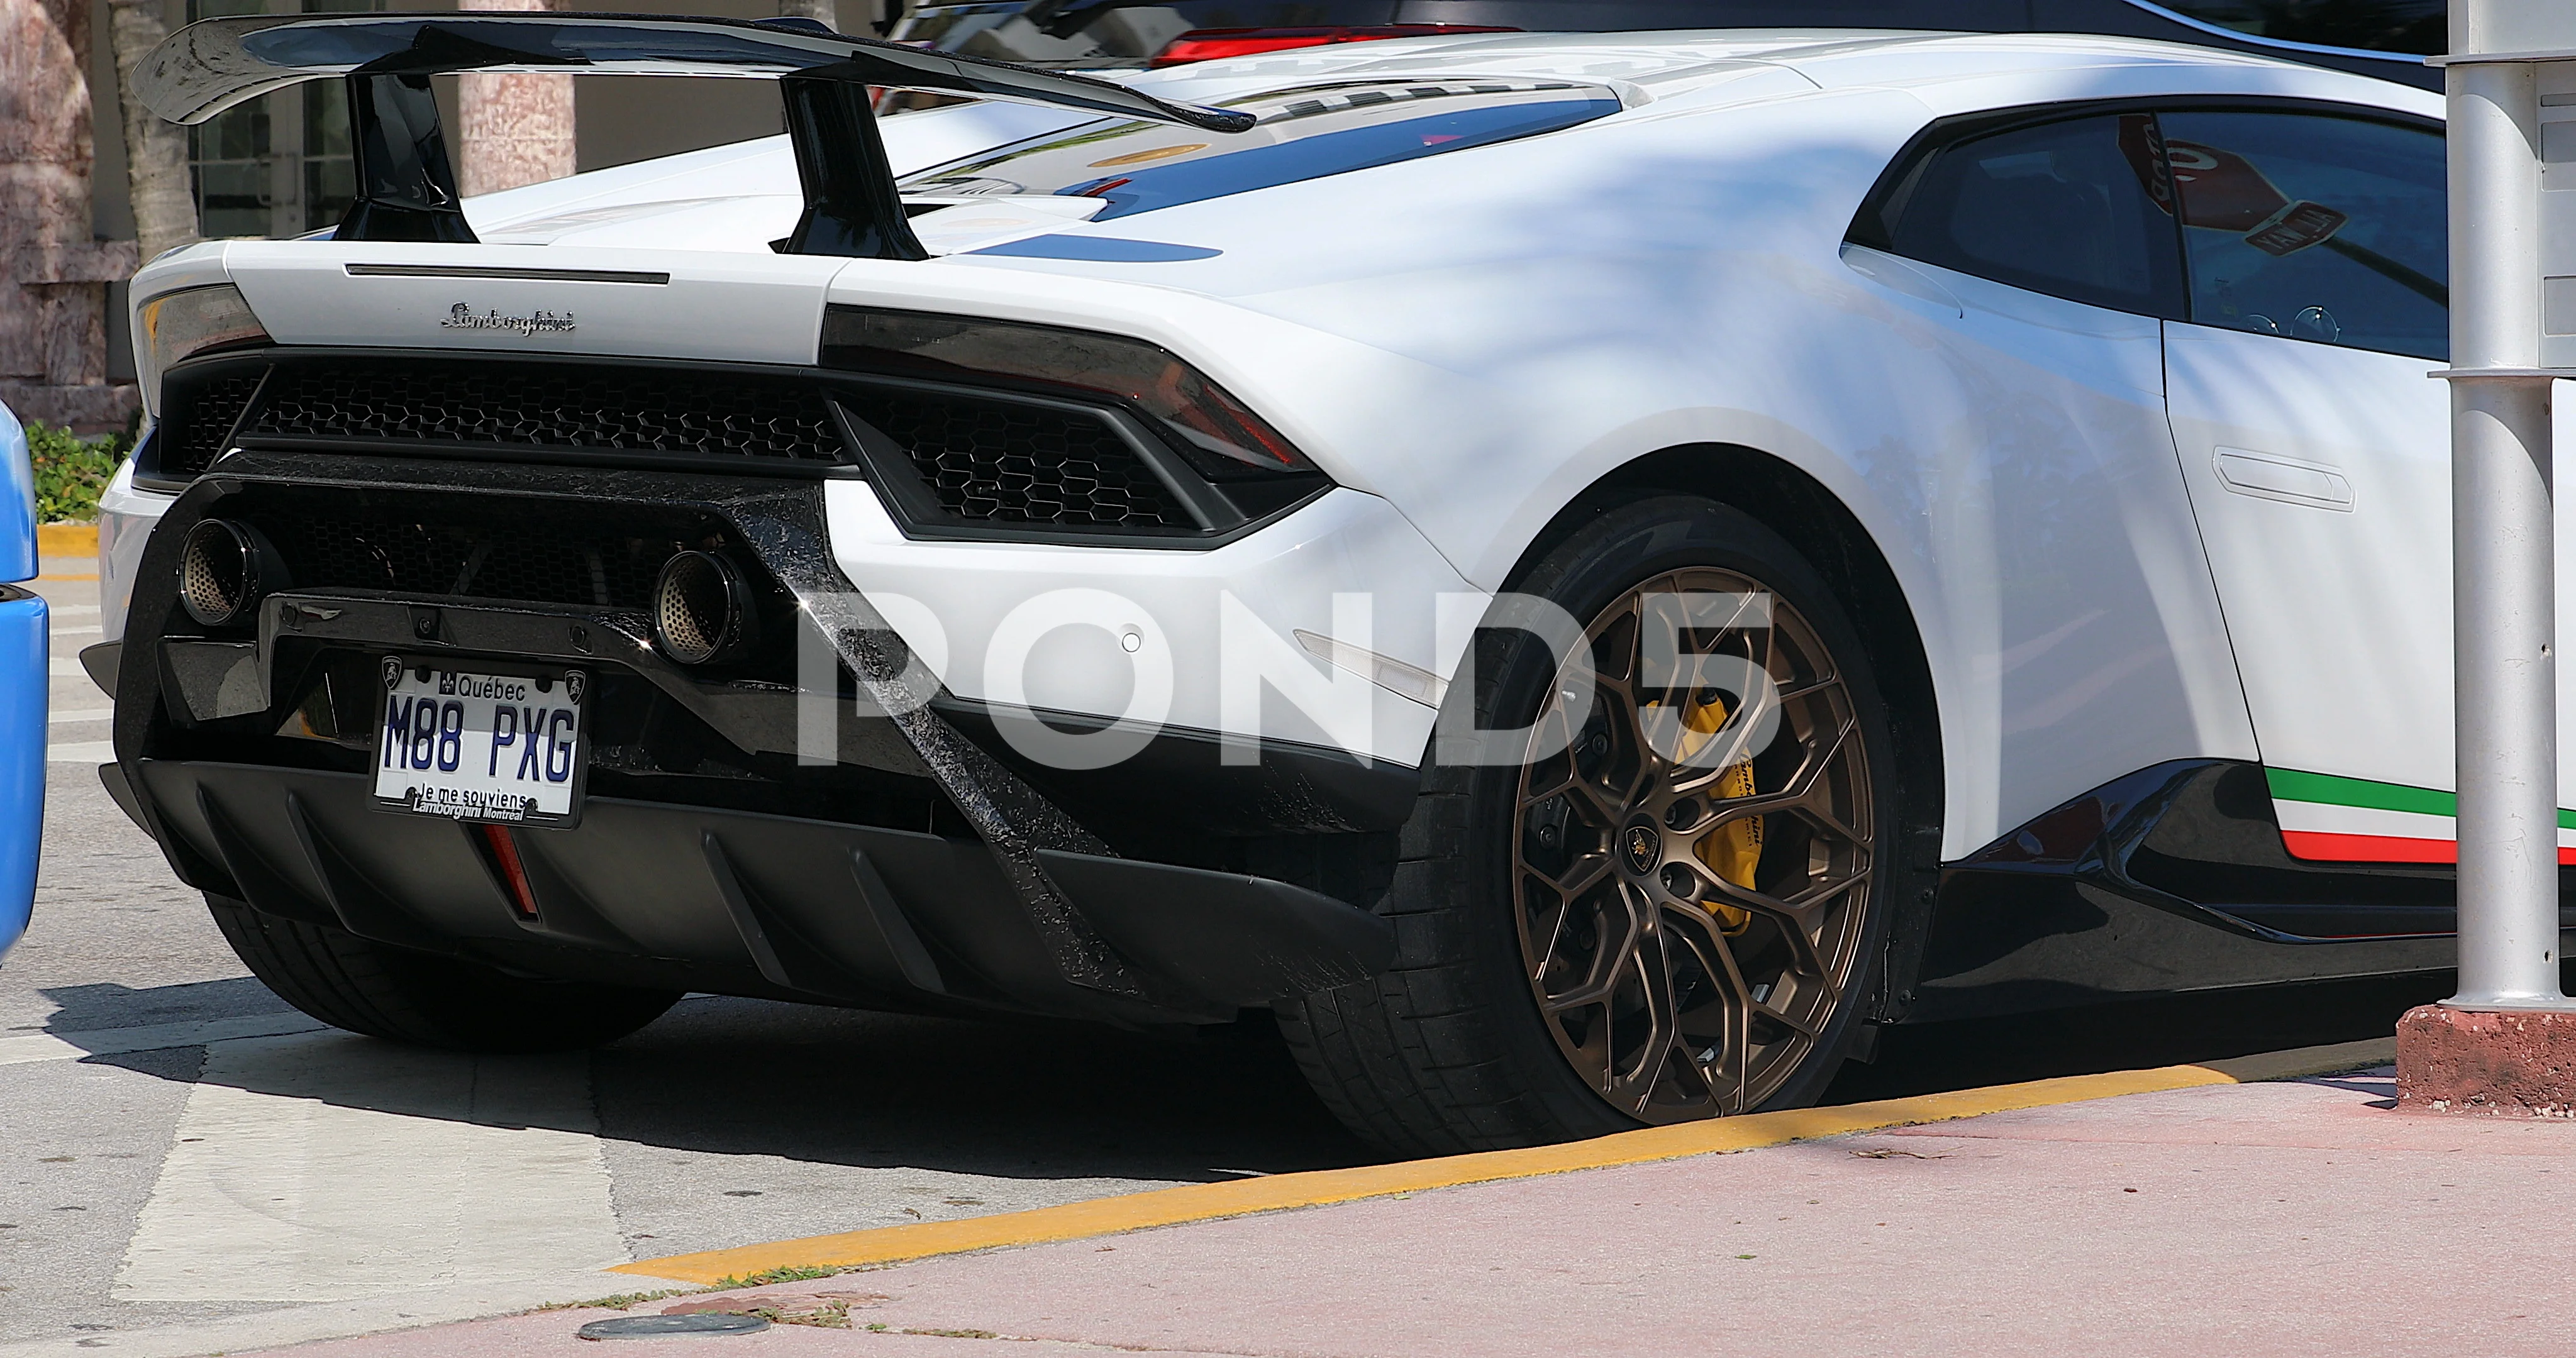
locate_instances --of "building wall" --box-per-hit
[2,0,136,429]
[572,0,791,174]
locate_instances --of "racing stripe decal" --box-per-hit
[2276,830,2464,864]
[2265,766,2576,864]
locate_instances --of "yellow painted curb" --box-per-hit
[37,522,96,556]
[618,1059,2285,1284]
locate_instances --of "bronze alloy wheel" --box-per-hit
[1512,567,1875,1122]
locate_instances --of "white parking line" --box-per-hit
[0,1012,327,1066]
[48,658,88,677]
[52,625,101,638]
[48,707,111,723]
[115,1030,628,1301]
[47,739,114,762]
[47,603,99,617]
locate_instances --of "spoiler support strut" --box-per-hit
[781,70,930,260]
[343,70,474,245]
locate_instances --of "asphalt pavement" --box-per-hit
[0,555,2468,1357]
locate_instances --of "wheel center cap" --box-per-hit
[1620,821,1662,876]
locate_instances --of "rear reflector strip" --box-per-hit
[479,823,540,916]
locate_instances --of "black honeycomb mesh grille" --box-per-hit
[162,371,266,478]
[240,362,848,465]
[839,389,1185,530]
[155,358,1216,538]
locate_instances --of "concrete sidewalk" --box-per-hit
[245,1067,2576,1358]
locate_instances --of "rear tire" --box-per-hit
[206,893,680,1052]
[1281,495,1902,1154]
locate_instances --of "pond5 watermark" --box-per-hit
[789,590,1784,773]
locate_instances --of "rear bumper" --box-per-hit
[132,758,1393,1025]
[107,455,1405,1027]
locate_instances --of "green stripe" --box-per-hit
[2266,767,2576,830]
[2265,768,2455,817]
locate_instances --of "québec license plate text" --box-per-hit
[371,661,586,824]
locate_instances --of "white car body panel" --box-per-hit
[2168,323,2576,856]
[2164,323,2450,796]
[1855,260,2257,856]
[824,482,1474,765]
[111,28,2463,863]
[227,242,846,365]
[96,460,158,644]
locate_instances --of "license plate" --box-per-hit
[372,658,588,826]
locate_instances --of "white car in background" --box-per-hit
[97,14,2501,1154]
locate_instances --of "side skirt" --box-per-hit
[1904,759,2576,1023]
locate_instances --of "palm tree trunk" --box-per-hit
[107,0,198,263]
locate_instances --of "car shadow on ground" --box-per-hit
[52,986,1384,1186]
[590,996,1380,1182]
[34,977,295,1033]
[1826,971,2453,1105]
[48,969,2458,1190]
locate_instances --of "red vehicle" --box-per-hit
[886,0,2441,87]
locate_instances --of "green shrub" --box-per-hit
[23,418,134,524]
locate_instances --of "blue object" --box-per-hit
[969,236,1223,263]
[0,399,44,958]
[1056,97,1622,223]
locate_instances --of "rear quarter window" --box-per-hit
[1871,114,2185,317]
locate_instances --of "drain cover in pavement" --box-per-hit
[577,1313,771,1340]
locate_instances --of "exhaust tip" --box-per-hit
[653,551,754,666]
[178,519,282,627]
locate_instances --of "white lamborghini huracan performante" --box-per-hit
[96,14,2514,1152]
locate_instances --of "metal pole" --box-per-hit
[2444,47,2572,1010]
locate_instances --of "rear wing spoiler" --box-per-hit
[134,13,1255,258]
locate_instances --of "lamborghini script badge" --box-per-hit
[440,302,576,336]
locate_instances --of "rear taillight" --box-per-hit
[136,284,269,415]
[1149,25,1518,67]
[821,306,1313,477]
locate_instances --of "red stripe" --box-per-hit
[2281,829,2576,866]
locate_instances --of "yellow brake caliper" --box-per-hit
[1674,692,1760,934]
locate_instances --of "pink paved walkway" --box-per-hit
[264,1071,2576,1358]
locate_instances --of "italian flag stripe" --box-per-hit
[2276,831,2576,866]
[2267,766,2576,864]
[2263,767,2458,818]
